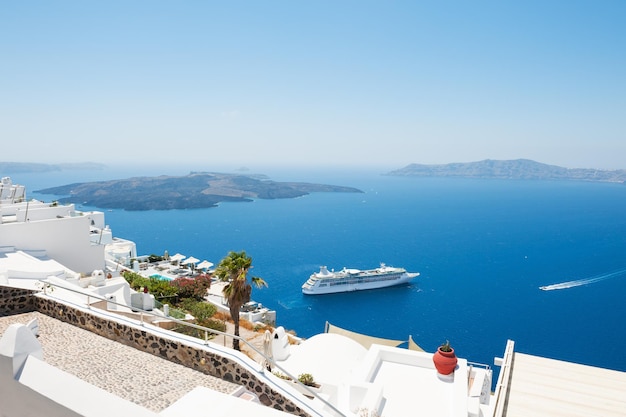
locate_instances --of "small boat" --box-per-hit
[302,263,419,295]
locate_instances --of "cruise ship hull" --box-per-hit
[302,265,419,295]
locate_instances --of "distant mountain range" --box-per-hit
[0,162,106,173]
[386,159,626,183]
[36,172,363,211]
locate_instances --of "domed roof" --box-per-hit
[277,333,368,384]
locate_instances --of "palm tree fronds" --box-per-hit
[215,250,266,351]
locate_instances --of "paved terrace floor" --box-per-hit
[0,312,243,412]
[504,352,626,417]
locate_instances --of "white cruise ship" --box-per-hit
[302,263,419,295]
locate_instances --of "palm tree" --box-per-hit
[215,250,267,351]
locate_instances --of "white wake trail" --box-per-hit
[539,268,626,291]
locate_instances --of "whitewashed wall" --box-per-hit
[0,216,105,274]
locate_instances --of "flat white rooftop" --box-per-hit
[0,250,73,289]
[504,352,626,417]
[372,359,463,417]
[355,345,473,417]
[276,336,487,417]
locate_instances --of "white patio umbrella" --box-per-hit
[196,260,214,271]
[181,256,200,271]
[181,256,199,265]
[170,253,186,262]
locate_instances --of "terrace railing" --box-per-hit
[491,339,515,417]
[152,299,186,320]
[38,280,346,417]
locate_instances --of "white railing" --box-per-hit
[491,339,515,417]
[38,280,345,417]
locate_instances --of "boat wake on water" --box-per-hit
[539,268,626,291]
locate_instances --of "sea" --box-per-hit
[11,165,626,376]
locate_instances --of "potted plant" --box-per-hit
[432,340,458,375]
[298,373,320,388]
[290,373,321,398]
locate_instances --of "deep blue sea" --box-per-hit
[15,166,626,375]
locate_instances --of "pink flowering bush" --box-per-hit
[171,273,212,300]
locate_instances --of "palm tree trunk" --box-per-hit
[230,304,241,351]
[233,321,240,351]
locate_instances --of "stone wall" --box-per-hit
[0,285,35,316]
[34,296,310,417]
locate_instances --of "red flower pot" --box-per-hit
[433,347,458,375]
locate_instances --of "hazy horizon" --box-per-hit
[3,157,626,173]
[2,2,624,170]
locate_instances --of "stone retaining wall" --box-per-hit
[0,286,35,316]
[33,296,310,417]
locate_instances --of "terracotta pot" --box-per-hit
[433,347,458,375]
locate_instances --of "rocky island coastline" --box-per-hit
[386,159,626,183]
[36,172,363,211]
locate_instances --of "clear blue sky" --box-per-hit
[1,1,625,171]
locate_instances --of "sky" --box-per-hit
[1,1,625,171]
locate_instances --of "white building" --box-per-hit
[0,177,122,275]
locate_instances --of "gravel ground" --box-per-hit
[0,312,244,412]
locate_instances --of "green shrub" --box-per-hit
[298,373,317,387]
[147,254,164,263]
[122,271,225,337]
[203,318,226,333]
[122,271,178,300]
[180,298,217,322]
[272,371,292,381]
[171,318,225,339]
